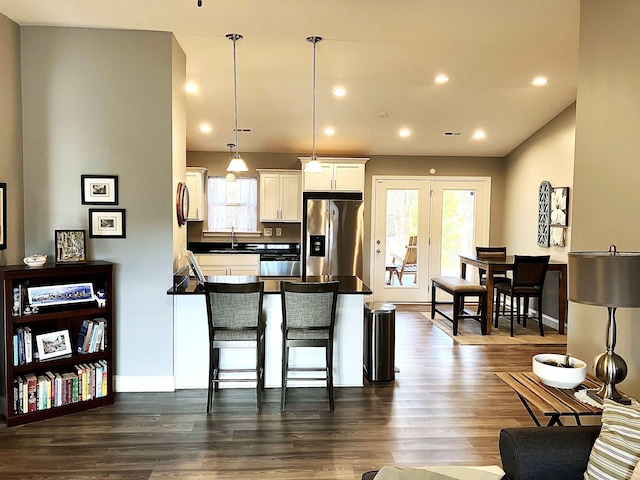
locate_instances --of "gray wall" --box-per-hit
[569,0,640,398]
[21,26,184,391]
[0,13,24,265]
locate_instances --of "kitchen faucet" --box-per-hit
[231,225,237,249]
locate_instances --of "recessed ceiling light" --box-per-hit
[399,128,411,138]
[435,74,449,84]
[186,82,198,94]
[324,127,335,136]
[199,123,212,133]
[532,76,548,86]
[473,129,486,140]
[333,87,346,97]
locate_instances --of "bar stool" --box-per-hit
[204,281,265,413]
[280,281,339,412]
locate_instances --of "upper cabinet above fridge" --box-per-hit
[299,158,368,192]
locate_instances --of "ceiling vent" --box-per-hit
[443,131,462,136]
[234,128,253,133]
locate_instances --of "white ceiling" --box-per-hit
[0,0,580,157]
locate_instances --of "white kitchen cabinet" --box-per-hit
[299,157,368,192]
[195,254,260,276]
[186,167,208,221]
[258,169,301,222]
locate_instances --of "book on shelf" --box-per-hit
[13,334,18,367]
[24,327,33,364]
[76,319,90,354]
[24,373,37,413]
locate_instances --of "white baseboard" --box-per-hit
[115,375,175,392]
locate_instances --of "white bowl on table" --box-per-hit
[532,353,587,389]
[23,254,48,267]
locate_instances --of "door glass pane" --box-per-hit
[385,189,419,287]
[440,189,476,276]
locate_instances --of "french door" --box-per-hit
[371,176,490,302]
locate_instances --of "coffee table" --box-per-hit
[496,371,602,426]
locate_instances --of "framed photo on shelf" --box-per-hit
[0,182,6,250]
[81,175,118,205]
[36,329,72,361]
[27,282,95,308]
[89,209,126,238]
[55,230,87,263]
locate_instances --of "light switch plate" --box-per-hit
[275,227,282,236]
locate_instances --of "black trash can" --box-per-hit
[363,302,396,382]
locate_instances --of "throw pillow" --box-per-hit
[585,399,640,480]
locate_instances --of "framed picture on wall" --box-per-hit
[89,209,126,238]
[551,187,569,227]
[55,230,87,263]
[81,175,119,205]
[0,182,6,250]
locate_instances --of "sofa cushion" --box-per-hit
[585,399,640,480]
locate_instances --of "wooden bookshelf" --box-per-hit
[0,261,114,427]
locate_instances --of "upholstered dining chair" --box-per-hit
[494,255,550,337]
[204,281,265,413]
[280,281,339,412]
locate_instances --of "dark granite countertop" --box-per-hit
[167,275,371,295]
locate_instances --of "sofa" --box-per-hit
[361,425,601,480]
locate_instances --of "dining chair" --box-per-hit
[204,281,265,413]
[475,246,509,286]
[280,280,339,412]
[494,255,550,337]
[475,246,510,314]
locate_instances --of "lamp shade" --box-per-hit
[226,156,248,172]
[568,249,640,308]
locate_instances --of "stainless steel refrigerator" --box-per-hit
[303,192,364,278]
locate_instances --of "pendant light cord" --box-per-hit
[227,33,243,158]
[307,36,323,161]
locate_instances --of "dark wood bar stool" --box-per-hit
[204,281,265,413]
[280,281,339,412]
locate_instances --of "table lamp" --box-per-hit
[568,245,640,405]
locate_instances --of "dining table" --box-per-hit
[459,254,568,335]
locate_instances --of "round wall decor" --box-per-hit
[176,182,190,227]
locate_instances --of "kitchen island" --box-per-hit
[168,275,371,390]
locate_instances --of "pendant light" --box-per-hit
[225,143,236,182]
[226,33,248,174]
[304,36,324,174]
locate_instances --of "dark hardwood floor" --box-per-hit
[0,305,567,479]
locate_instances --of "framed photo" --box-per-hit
[551,186,569,226]
[36,329,72,361]
[551,226,567,247]
[89,209,126,238]
[0,182,6,250]
[81,175,118,205]
[55,230,87,263]
[27,282,95,308]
